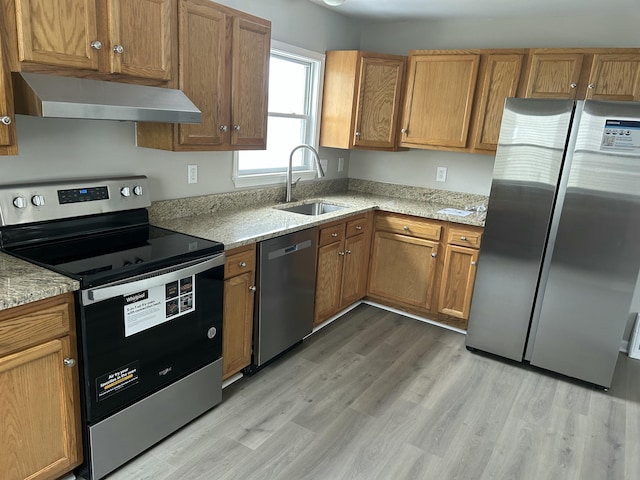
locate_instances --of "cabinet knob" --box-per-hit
[401,128,408,134]
[249,285,257,292]
[471,261,477,266]
[346,250,352,255]
[403,225,409,231]
[588,83,596,90]
[570,83,577,89]
[233,125,241,132]
[338,251,345,256]
[355,131,361,137]
[63,358,76,367]
[90,40,102,50]
[460,235,467,241]
[355,225,362,231]
[431,252,437,257]
[239,261,247,268]
[331,232,338,237]
[113,44,124,54]
[219,125,228,132]
[0,116,11,125]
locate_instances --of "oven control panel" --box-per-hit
[0,176,151,226]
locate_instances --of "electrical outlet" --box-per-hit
[338,157,344,172]
[436,166,447,183]
[320,159,329,172]
[188,164,198,184]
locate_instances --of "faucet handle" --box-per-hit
[292,177,302,187]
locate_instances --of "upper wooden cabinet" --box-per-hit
[521,49,640,101]
[0,30,18,156]
[4,0,175,81]
[400,52,480,149]
[136,0,271,151]
[320,50,406,151]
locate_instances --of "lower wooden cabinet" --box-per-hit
[314,213,372,326]
[222,244,256,379]
[0,293,82,480]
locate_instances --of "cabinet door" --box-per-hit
[14,0,99,69]
[223,271,254,379]
[107,0,174,80]
[400,54,479,148]
[178,0,230,146]
[0,32,17,155]
[354,56,405,149]
[368,231,438,310]
[340,233,370,307]
[438,245,478,319]
[0,337,81,480]
[314,241,344,325]
[523,53,584,99]
[586,54,640,101]
[230,16,270,148]
[472,53,523,151]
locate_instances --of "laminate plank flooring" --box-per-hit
[104,304,640,480]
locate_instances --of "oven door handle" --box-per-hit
[81,253,225,306]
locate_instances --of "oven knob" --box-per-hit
[13,196,27,208]
[120,186,131,197]
[207,327,217,339]
[123,260,132,266]
[31,194,45,207]
[133,185,144,196]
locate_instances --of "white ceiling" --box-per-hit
[308,0,639,21]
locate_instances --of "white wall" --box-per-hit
[3,0,362,201]
[351,13,640,195]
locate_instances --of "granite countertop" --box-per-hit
[152,192,487,250]
[0,252,80,311]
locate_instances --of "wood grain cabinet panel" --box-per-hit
[314,240,344,324]
[586,53,640,101]
[400,52,480,148]
[0,293,82,480]
[320,50,406,151]
[438,245,479,320]
[0,31,17,155]
[522,53,584,99]
[136,0,270,151]
[340,232,370,307]
[223,244,256,379]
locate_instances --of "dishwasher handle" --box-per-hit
[267,239,312,261]
[81,253,225,306]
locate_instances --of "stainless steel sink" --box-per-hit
[277,202,347,216]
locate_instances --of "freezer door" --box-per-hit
[530,100,640,387]
[466,98,575,361]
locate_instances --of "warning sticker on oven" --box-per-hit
[601,119,640,152]
[123,275,195,337]
[96,361,140,401]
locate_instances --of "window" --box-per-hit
[233,41,325,188]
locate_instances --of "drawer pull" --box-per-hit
[403,225,409,231]
[239,261,247,268]
[338,251,345,256]
[460,236,467,241]
[331,232,338,237]
[63,358,76,368]
[471,261,477,266]
[249,285,257,292]
[355,225,362,231]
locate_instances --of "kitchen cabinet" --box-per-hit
[314,212,372,325]
[3,0,175,82]
[438,225,483,322]
[399,51,479,149]
[136,0,270,151]
[368,213,441,311]
[223,244,256,380]
[0,29,17,156]
[521,49,640,101]
[0,293,82,480]
[320,50,406,151]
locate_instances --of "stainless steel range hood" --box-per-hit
[13,72,201,124]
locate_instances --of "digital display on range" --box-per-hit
[58,186,109,204]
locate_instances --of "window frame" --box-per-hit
[232,40,325,188]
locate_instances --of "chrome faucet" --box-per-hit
[286,144,325,202]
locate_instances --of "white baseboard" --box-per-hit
[362,300,467,335]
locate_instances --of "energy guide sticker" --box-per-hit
[96,362,139,401]
[601,119,640,152]
[123,275,196,337]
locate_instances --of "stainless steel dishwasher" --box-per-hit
[250,227,318,370]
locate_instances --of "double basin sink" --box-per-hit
[276,202,347,216]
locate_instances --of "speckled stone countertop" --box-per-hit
[0,253,79,311]
[152,190,487,250]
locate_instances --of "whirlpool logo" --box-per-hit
[158,367,173,376]
[124,291,148,305]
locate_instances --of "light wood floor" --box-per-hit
[105,304,640,480]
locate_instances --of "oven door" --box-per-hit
[78,253,225,423]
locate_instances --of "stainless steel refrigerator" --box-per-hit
[466,98,640,389]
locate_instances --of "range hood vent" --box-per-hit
[13,72,201,124]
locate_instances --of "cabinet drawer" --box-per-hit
[346,216,368,237]
[447,227,482,249]
[319,223,345,246]
[0,296,72,357]
[225,246,256,279]
[375,214,442,241]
